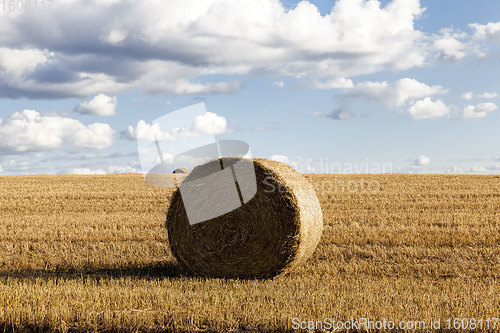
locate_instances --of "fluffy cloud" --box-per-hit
[329,78,447,119]
[433,28,467,61]
[462,92,473,100]
[74,93,118,116]
[458,102,498,119]
[477,92,499,99]
[308,78,354,90]
[0,159,37,174]
[445,166,465,174]
[0,0,427,98]
[0,47,49,79]
[466,21,500,58]
[273,81,285,88]
[470,21,500,43]
[457,164,500,174]
[408,97,450,119]
[191,112,227,135]
[123,121,175,141]
[428,22,500,62]
[100,29,128,46]
[124,112,227,141]
[167,79,243,95]
[345,78,446,107]
[470,165,488,173]
[414,155,431,166]
[66,168,107,175]
[66,165,138,175]
[0,110,115,152]
[461,91,499,100]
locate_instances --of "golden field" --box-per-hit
[0,173,498,332]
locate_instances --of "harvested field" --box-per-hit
[0,174,498,332]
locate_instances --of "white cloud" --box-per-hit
[470,21,500,43]
[0,110,115,152]
[168,79,243,95]
[124,112,227,141]
[123,121,176,141]
[462,91,499,100]
[433,28,467,61]
[100,29,128,45]
[458,102,498,119]
[66,165,138,175]
[477,92,499,99]
[74,93,118,116]
[308,78,354,90]
[462,92,473,100]
[408,97,450,119]
[445,166,465,174]
[191,112,227,135]
[0,159,33,173]
[414,155,431,166]
[107,165,139,174]
[0,47,49,79]
[445,164,500,174]
[308,111,324,117]
[346,78,446,107]
[470,165,488,173]
[428,22,500,62]
[467,21,500,58]
[330,78,447,120]
[66,168,107,175]
[273,81,285,88]
[0,0,427,98]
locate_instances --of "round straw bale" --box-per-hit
[144,165,189,188]
[166,158,323,278]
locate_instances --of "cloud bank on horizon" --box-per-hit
[0,0,499,175]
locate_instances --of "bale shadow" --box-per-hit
[0,261,189,281]
[0,262,277,281]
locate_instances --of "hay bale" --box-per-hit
[144,166,189,188]
[166,158,323,278]
[172,168,189,185]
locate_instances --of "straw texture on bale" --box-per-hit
[166,158,323,278]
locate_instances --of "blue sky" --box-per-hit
[0,0,499,174]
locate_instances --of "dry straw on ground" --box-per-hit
[166,158,324,278]
[0,173,498,331]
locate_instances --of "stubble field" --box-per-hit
[0,173,498,332]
